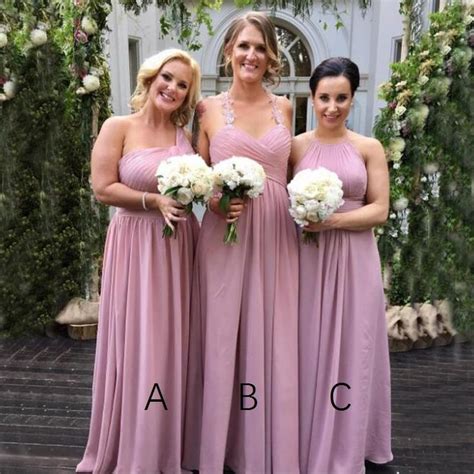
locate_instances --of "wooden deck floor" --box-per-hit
[0,337,472,473]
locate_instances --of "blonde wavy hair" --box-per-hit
[223,12,281,87]
[129,49,201,127]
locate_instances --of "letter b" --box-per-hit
[240,383,258,410]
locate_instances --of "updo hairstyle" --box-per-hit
[309,57,360,97]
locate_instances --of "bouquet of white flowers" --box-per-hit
[213,156,266,245]
[287,167,344,245]
[156,154,214,237]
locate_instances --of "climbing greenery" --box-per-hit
[119,0,372,51]
[0,0,110,335]
[374,2,474,331]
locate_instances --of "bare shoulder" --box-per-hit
[293,130,313,149]
[93,115,131,163]
[95,115,131,149]
[200,94,223,111]
[274,94,293,128]
[100,115,129,133]
[291,131,313,164]
[195,95,222,123]
[347,131,385,162]
[275,94,293,113]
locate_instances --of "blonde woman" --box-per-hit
[183,12,299,474]
[77,49,201,473]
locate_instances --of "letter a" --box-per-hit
[240,383,258,410]
[144,383,168,410]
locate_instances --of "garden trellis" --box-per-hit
[374,2,473,332]
[0,0,110,334]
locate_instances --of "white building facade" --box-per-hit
[106,0,443,136]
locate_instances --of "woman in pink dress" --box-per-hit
[183,12,299,474]
[291,57,393,474]
[76,49,201,473]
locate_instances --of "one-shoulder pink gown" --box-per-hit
[183,93,299,474]
[77,127,199,474]
[295,138,392,474]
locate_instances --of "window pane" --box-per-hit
[393,38,402,63]
[275,25,296,49]
[280,54,291,77]
[219,60,226,77]
[290,40,311,76]
[295,96,308,135]
[129,38,140,95]
[217,47,227,76]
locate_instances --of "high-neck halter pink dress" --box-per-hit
[295,138,393,474]
[77,127,199,474]
[183,92,300,474]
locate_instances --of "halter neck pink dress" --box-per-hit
[77,127,199,474]
[295,138,392,474]
[183,93,299,474]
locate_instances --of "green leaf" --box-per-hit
[219,194,230,213]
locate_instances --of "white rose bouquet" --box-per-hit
[213,156,266,245]
[156,154,214,237]
[287,167,344,245]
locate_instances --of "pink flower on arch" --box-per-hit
[69,64,88,79]
[74,29,88,44]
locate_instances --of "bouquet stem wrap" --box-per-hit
[212,157,266,246]
[161,186,192,238]
[219,191,241,245]
[302,228,320,246]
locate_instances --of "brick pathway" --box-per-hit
[0,337,472,473]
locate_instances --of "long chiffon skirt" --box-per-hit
[77,210,198,473]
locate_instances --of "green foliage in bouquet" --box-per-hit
[374,2,474,331]
[0,0,110,335]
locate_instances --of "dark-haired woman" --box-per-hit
[183,11,299,474]
[290,57,393,474]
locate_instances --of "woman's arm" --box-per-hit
[289,132,311,178]
[277,96,296,182]
[191,100,210,164]
[91,116,187,230]
[278,95,293,131]
[305,138,389,232]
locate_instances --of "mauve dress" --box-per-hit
[295,138,393,474]
[183,92,300,474]
[77,127,199,474]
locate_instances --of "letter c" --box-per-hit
[330,382,351,411]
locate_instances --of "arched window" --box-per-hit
[275,25,311,77]
[217,23,313,135]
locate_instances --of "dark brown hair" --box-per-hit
[309,57,360,97]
